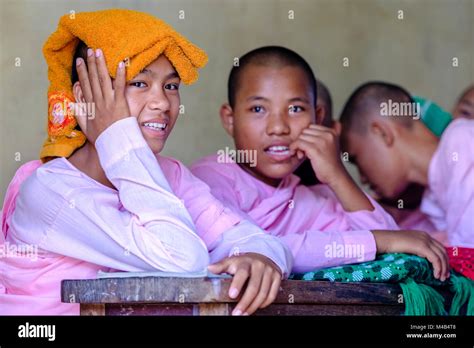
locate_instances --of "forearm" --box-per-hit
[329,172,374,212]
[280,229,377,273]
[76,117,210,271]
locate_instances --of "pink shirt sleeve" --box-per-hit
[10,118,210,272]
[191,161,378,273]
[277,229,376,273]
[421,119,474,248]
[273,185,381,272]
[305,184,399,231]
[1,160,42,242]
[159,157,292,277]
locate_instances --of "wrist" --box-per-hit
[371,230,390,254]
[326,169,352,192]
[246,252,282,275]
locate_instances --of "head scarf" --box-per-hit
[41,9,208,160]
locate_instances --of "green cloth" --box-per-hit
[290,253,474,316]
[413,96,452,137]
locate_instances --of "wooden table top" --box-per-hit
[61,276,402,305]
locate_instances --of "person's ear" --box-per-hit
[219,103,235,137]
[370,120,394,147]
[73,81,87,132]
[315,104,325,125]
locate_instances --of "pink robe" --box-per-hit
[396,209,436,232]
[421,118,474,248]
[0,118,292,315]
[191,155,400,273]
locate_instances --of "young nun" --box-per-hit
[0,10,292,316]
[191,47,449,280]
[339,81,473,249]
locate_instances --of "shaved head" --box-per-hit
[316,79,333,127]
[339,81,415,135]
[228,46,317,108]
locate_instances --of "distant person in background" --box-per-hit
[376,95,453,234]
[452,85,474,119]
[294,79,339,185]
[339,81,473,249]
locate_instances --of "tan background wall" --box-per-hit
[1,0,473,205]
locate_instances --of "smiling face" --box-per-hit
[73,54,181,155]
[221,64,317,186]
[123,55,181,154]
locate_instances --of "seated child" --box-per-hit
[373,96,453,235]
[452,85,474,119]
[339,81,474,249]
[0,10,292,316]
[191,46,449,279]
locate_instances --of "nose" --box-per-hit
[147,86,171,113]
[266,112,290,136]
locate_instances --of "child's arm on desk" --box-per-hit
[371,229,450,281]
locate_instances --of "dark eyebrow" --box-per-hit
[138,68,152,75]
[165,71,180,80]
[138,69,180,80]
[288,97,310,104]
[246,96,269,102]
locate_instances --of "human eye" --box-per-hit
[165,83,180,91]
[129,81,147,88]
[289,105,305,113]
[250,105,265,113]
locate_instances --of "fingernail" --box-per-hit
[242,312,249,316]
[232,309,242,316]
[76,58,82,66]
[119,61,124,69]
[95,49,102,58]
[87,48,93,57]
[229,288,239,298]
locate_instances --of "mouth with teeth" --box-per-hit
[264,145,292,162]
[141,121,168,137]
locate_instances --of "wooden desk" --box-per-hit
[61,277,405,315]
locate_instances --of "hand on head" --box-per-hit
[74,48,130,144]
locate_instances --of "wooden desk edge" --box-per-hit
[62,277,403,306]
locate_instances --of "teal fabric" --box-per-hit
[290,253,473,316]
[413,96,452,137]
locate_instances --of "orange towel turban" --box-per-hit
[41,9,208,160]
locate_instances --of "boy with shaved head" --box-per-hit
[339,81,474,249]
[192,47,450,280]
